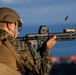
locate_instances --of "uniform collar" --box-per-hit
[0,29,15,42]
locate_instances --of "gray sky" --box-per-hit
[0,0,76,26]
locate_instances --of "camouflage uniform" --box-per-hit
[0,29,52,75]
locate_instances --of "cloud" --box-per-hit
[1,0,15,3]
[20,2,76,25]
[0,0,76,25]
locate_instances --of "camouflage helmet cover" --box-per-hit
[0,7,23,27]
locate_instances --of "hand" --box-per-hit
[46,36,57,50]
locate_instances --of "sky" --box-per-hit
[0,0,76,57]
[0,0,76,26]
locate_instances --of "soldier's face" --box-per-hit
[8,23,19,38]
[13,24,19,38]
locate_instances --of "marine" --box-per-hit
[0,7,56,75]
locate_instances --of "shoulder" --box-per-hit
[0,29,10,41]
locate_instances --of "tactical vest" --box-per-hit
[0,34,24,75]
[0,40,18,70]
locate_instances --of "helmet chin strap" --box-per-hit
[14,21,18,38]
[10,29,16,38]
[14,32,16,38]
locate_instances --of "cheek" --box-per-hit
[12,25,16,32]
[15,26,19,35]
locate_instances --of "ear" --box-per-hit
[7,23,12,31]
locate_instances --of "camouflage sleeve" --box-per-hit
[14,40,52,75]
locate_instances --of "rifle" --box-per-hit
[18,25,76,49]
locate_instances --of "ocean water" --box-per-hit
[19,23,76,57]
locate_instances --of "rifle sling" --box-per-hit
[3,39,24,71]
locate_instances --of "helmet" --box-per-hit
[0,7,23,27]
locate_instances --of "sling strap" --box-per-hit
[3,39,25,72]
[0,63,21,75]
